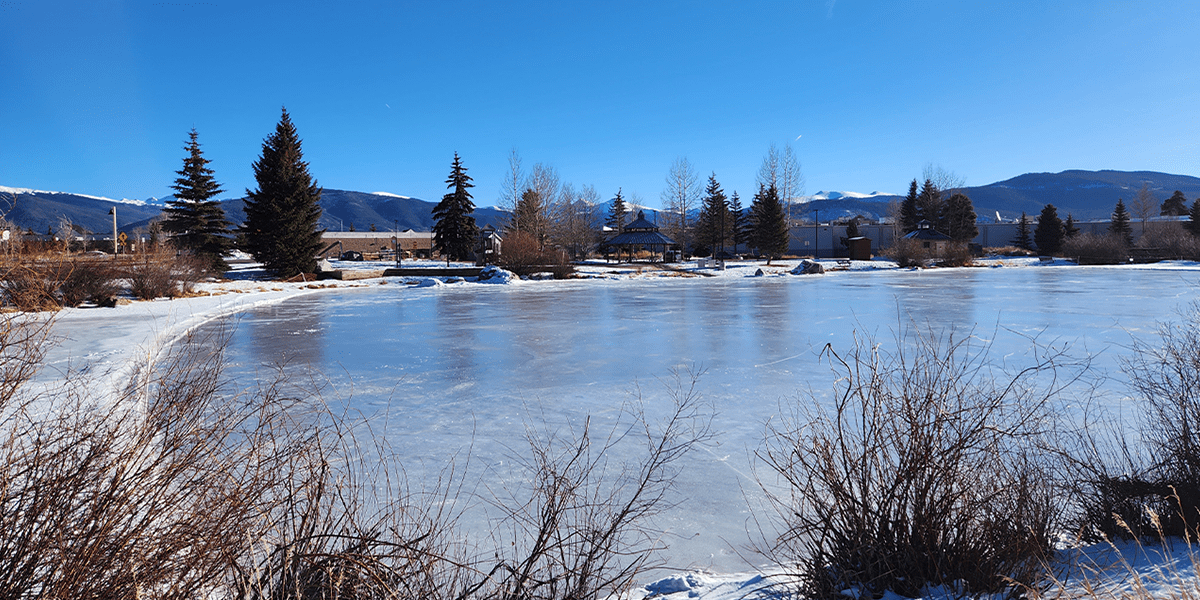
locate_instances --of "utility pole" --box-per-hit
[813,209,819,259]
[109,207,117,257]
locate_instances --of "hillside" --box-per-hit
[4,170,1198,234]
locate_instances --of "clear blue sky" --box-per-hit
[2,1,1198,208]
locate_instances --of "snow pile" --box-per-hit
[476,266,519,284]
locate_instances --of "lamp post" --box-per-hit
[813,208,819,259]
[109,207,117,257]
[394,219,400,266]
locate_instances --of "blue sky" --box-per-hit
[2,1,1198,208]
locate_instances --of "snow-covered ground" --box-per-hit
[35,255,1200,599]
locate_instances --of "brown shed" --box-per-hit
[847,236,872,261]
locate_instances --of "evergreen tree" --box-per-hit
[1162,190,1190,216]
[942,193,978,243]
[845,218,861,239]
[240,108,325,278]
[1010,212,1033,250]
[730,192,749,254]
[163,128,231,272]
[1187,199,1200,237]
[694,174,730,256]
[900,179,920,233]
[432,152,479,261]
[750,184,789,264]
[1033,204,1064,255]
[606,188,628,235]
[1109,199,1133,246]
[1064,213,1080,238]
[510,188,549,249]
[917,178,943,228]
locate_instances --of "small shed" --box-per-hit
[847,236,872,261]
[903,220,952,255]
[605,211,676,262]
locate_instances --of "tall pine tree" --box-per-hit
[240,108,324,278]
[1033,204,1064,255]
[900,179,920,233]
[730,192,749,254]
[606,188,628,235]
[1162,190,1189,216]
[1064,213,1080,238]
[694,173,730,256]
[917,178,943,229]
[162,128,231,272]
[1010,212,1033,250]
[1109,199,1133,246]
[942,193,978,243]
[1187,199,1200,237]
[750,183,789,264]
[432,152,479,262]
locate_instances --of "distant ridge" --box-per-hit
[3,170,1198,233]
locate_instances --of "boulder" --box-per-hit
[791,260,825,275]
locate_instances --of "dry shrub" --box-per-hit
[756,328,1068,599]
[987,245,1038,257]
[1135,222,1200,261]
[498,231,576,279]
[127,252,205,299]
[482,371,713,600]
[0,262,61,311]
[1064,303,1200,541]
[937,242,974,267]
[883,237,928,267]
[1063,233,1129,265]
[59,259,121,307]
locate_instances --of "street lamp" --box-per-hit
[813,208,819,259]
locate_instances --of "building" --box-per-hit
[320,231,435,259]
[902,220,953,255]
[604,211,677,261]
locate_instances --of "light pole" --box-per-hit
[109,207,117,257]
[394,219,400,266]
[813,208,819,259]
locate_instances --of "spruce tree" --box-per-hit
[1010,212,1032,250]
[942,193,978,243]
[1187,199,1200,237]
[900,179,920,233]
[1064,213,1080,238]
[695,174,730,256]
[1109,199,1133,246]
[1162,190,1189,216]
[730,192,749,254]
[432,152,479,262]
[1033,204,1064,255]
[163,128,231,272]
[240,108,325,277]
[606,188,628,235]
[750,183,789,264]
[917,178,943,229]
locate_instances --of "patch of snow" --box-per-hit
[370,191,413,199]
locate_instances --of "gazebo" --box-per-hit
[902,220,952,256]
[605,211,676,262]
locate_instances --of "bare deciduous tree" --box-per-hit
[661,157,699,251]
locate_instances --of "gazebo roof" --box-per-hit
[608,211,676,246]
[903,220,952,241]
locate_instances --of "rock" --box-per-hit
[754,268,764,277]
[791,260,825,275]
[316,258,334,272]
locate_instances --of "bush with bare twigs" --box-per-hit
[1134,222,1200,261]
[1062,233,1129,265]
[59,259,121,306]
[937,242,974,267]
[497,230,576,279]
[126,252,205,299]
[756,328,1070,599]
[883,237,928,267]
[480,372,713,600]
[1062,303,1200,542]
[0,262,62,310]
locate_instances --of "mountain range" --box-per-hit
[3,170,1198,235]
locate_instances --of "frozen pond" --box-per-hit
[199,265,1199,572]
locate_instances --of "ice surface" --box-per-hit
[193,265,1200,574]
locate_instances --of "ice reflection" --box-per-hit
[198,268,1198,573]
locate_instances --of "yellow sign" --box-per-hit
[118,232,128,243]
